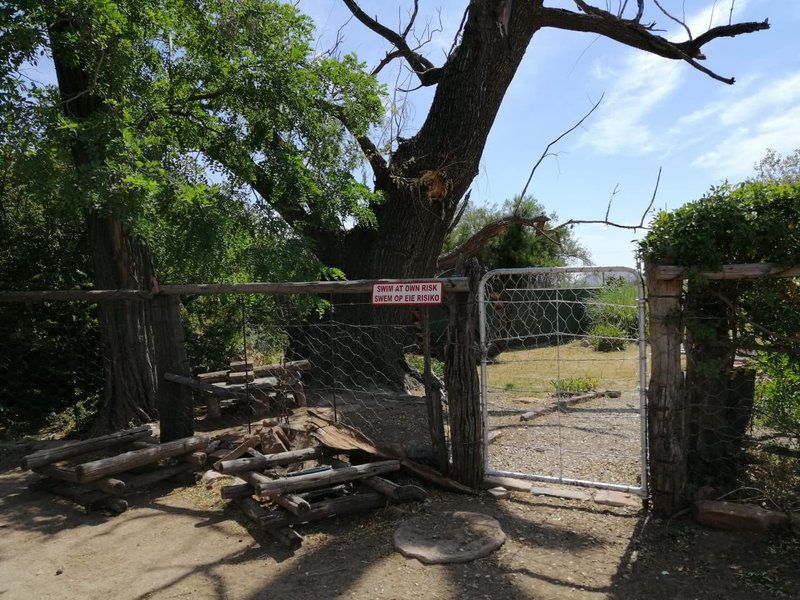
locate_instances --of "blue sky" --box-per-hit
[300,0,799,266]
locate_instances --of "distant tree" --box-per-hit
[443,196,590,271]
[754,148,800,183]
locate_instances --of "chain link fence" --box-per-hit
[479,266,647,495]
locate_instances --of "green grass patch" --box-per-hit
[551,376,599,396]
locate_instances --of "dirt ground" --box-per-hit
[1,443,798,600]
[486,343,644,488]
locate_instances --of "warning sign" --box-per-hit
[371,281,443,306]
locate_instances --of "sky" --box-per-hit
[299,0,800,267]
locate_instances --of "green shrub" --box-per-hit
[405,353,445,379]
[753,353,800,438]
[589,323,627,352]
[586,277,638,339]
[552,376,599,396]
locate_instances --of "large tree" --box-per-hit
[228,0,767,279]
[2,0,383,428]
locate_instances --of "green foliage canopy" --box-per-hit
[444,196,589,271]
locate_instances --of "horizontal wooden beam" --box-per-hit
[0,278,469,303]
[157,278,468,296]
[653,263,800,281]
[0,289,152,302]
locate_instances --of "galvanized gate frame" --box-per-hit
[478,266,648,497]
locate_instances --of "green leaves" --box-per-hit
[639,181,800,268]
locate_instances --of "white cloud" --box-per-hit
[692,102,800,176]
[575,0,757,157]
[576,51,683,155]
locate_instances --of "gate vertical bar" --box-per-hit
[478,272,490,475]
[637,271,649,498]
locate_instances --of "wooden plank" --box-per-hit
[197,370,228,384]
[329,458,426,501]
[229,361,253,373]
[234,498,303,547]
[0,289,151,302]
[0,279,470,304]
[214,436,260,464]
[152,294,194,442]
[238,472,311,516]
[646,263,688,516]
[228,370,255,384]
[259,492,389,529]
[157,278,469,297]
[254,461,400,496]
[164,372,252,402]
[75,436,209,483]
[253,360,311,377]
[654,263,800,281]
[211,376,279,393]
[21,426,152,470]
[215,446,323,474]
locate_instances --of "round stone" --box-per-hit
[393,511,506,564]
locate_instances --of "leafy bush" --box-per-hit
[585,276,637,347]
[405,354,445,379]
[589,323,627,352]
[552,376,599,396]
[753,353,800,438]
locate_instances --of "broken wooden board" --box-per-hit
[303,408,474,494]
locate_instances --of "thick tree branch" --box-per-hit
[342,0,444,86]
[323,101,389,184]
[201,142,310,229]
[437,214,550,271]
[539,3,769,84]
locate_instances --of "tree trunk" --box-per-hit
[87,212,159,431]
[445,259,483,488]
[49,16,161,432]
[684,281,746,491]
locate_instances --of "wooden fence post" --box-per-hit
[422,306,448,474]
[645,263,688,515]
[152,294,194,442]
[445,258,483,488]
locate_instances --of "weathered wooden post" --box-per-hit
[422,306,448,474]
[445,258,483,488]
[645,263,687,515]
[152,294,194,442]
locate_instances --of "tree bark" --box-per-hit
[684,281,751,491]
[445,259,483,488]
[645,264,687,516]
[49,15,176,433]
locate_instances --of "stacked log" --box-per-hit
[211,430,426,548]
[20,426,208,514]
[191,359,312,417]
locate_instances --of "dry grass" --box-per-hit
[485,340,642,398]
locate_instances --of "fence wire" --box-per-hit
[480,267,647,495]
[680,278,800,512]
[0,290,451,468]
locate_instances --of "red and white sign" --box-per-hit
[371,281,443,305]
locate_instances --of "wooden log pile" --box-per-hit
[210,419,427,548]
[20,426,209,514]
[191,359,311,417]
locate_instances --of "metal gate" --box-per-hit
[479,266,647,496]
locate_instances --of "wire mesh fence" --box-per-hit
[0,287,451,468]
[679,277,800,512]
[223,292,450,462]
[0,300,105,432]
[479,266,647,495]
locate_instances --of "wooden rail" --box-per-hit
[0,278,469,302]
[653,263,800,281]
